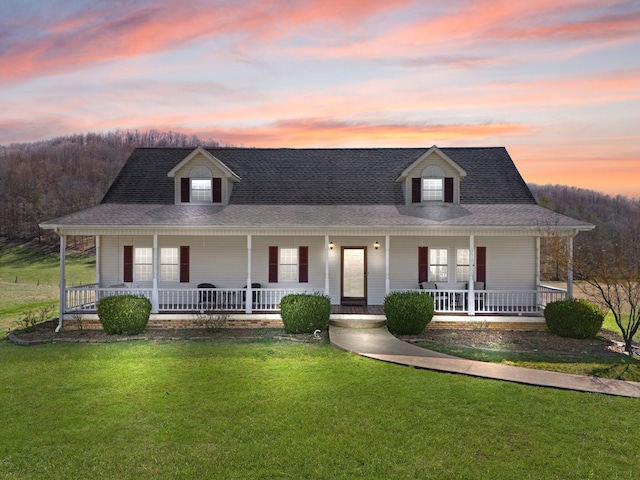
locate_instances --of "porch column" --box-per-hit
[151,234,159,313]
[385,234,390,295]
[95,235,101,285]
[535,236,541,309]
[246,234,252,314]
[468,235,475,316]
[567,235,574,300]
[324,235,330,296]
[56,233,66,332]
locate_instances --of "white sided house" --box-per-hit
[41,146,593,330]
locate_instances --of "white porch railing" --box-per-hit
[401,285,567,314]
[65,285,313,313]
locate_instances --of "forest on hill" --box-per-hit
[0,130,219,243]
[1,132,638,279]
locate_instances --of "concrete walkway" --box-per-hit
[329,324,640,398]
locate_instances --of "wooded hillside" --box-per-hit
[0,130,218,243]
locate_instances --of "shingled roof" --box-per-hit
[101,147,536,205]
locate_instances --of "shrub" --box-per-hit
[97,295,152,335]
[384,291,434,335]
[280,293,331,334]
[544,299,604,339]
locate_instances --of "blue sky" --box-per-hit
[1,0,639,197]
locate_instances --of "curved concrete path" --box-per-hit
[329,324,640,398]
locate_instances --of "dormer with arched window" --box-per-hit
[396,145,466,205]
[167,146,241,205]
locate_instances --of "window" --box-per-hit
[422,178,443,201]
[134,247,152,281]
[456,249,470,282]
[429,248,448,282]
[279,248,298,282]
[161,248,179,281]
[191,179,212,202]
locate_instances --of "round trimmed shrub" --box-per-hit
[384,291,435,335]
[544,299,604,339]
[280,293,331,334]
[97,294,152,335]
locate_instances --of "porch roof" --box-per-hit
[41,203,593,232]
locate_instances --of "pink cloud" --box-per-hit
[0,0,410,81]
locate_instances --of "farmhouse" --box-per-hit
[41,145,592,330]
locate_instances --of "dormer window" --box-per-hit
[180,166,222,204]
[412,166,454,204]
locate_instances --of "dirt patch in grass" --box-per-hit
[6,320,327,345]
[401,328,637,357]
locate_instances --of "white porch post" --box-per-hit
[535,236,541,309]
[385,234,390,295]
[56,233,66,332]
[324,235,330,296]
[151,234,159,313]
[246,234,252,314]
[567,235,574,300]
[95,235,101,285]
[468,235,475,316]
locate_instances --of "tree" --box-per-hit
[575,219,640,353]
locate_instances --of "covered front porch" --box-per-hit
[55,229,575,330]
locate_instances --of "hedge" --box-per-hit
[544,299,604,339]
[383,291,435,335]
[97,295,152,335]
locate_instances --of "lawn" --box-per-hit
[0,339,638,480]
[0,242,95,337]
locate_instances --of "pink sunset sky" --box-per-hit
[1,0,639,197]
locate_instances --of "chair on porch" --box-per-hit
[242,283,262,309]
[419,282,444,310]
[467,281,485,310]
[197,283,217,310]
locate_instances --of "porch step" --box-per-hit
[329,317,387,329]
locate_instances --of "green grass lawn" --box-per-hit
[0,339,638,480]
[0,242,95,338]
[603,311,639,342]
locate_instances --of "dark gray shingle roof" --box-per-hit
[101,147,536,205]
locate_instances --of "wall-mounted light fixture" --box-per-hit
[329,241,334,250]
[374,241,380,250]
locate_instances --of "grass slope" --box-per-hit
[0,242,95,337]
[0,340,638,480]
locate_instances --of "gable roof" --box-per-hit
[396,145,467,181]
[101,146,536,205]
[166,146,241,181]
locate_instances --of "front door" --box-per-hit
[341,247,367,306]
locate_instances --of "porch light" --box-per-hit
[329,241,334,250]
[374,241,380,250]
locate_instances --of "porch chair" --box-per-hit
[242,283,262,309]
[419,282,445,310]
[197,283,217,310]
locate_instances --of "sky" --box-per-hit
[1,0,639,198]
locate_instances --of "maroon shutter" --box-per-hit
[418,247,429,283]
[181,178,190,203]
[179,246,190,283]
[212,178,222,203]
[299,246,308,283]
[268,246,278,283]
[123,245,133,283]
[476,246,486,284]
[412,178,421,203]
[444,177,454,203]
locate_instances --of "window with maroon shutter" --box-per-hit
[299,246,308,283]
[212,178,222,203]
[181,178,190,203]
[418,246,429,283]
[476,247,486,284]
[412,178,421,203]
[444,177,454,203]
[123,245,133,283]
[179,246,190,283]
[268,246,278,283]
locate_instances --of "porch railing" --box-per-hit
[403,285,567,314]
[65,285,314,313]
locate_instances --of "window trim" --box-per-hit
[133,247,153,282]
[160,247,179,282]
[456,248,470,283]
